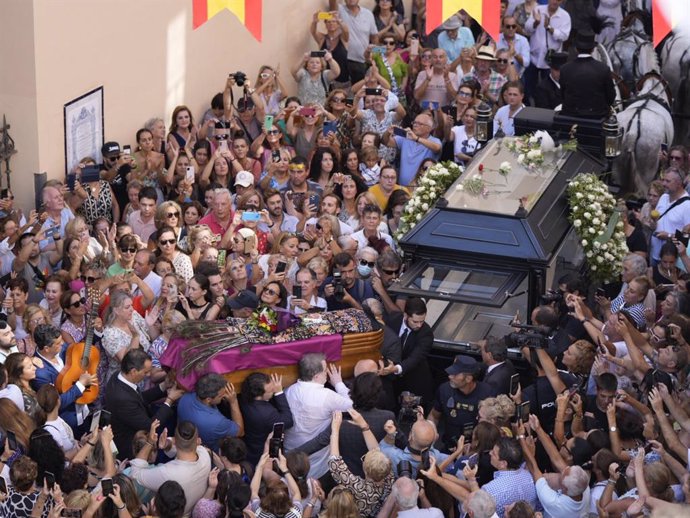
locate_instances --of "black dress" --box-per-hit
[321,36,350,83]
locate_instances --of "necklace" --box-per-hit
[189,299,209,309]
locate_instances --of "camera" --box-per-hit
[540,289,563,305]
[506,322,550,349]
[230,71,247,87]
[398,391,422,425]
[398,460,413,478]
[333,271,345,300]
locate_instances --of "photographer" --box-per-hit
[379,418,449,479]
[224,74,266,143]
[323,252,374,310]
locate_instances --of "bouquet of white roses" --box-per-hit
[567,173,628,283]
[396,161,463,240]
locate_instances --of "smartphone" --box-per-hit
[6,431,17,451]
[219,140,228,152]
[421,100,439,110]
[410,39,420,55]
[293,285,302,299]
[323,121,337,136]
[90,410,101,435]
[273,422,285,438]
[344,98,354,107]
[310,50,327,58]
[81,165,101,183]
[100,410,111,429]
[185,166,195,184]
[519,401,531,423]
[61,510,83,518]
[45,471,55,490]
[241,211,261,222]
[365,88,383,96]
[462,423,474,441]
[661,143,668,153]
[264,115,274,131]
[676,229,690,247]
[217,249,227,268]
[644,442,653,454]
[101,478,114,497]
[421,449,431,471]
[308,193,321,209]
[269,422,285,458]
[509,374,520,396]
[595,287,606,298]
[0,189,7,199]
[276,260,287,274]
[67,174,77,192]
[317,11,334,20]
[300,107,316,117]
[443,105,458,120]
[393,126,407,137]
[372,46,386,54]
[0,476,6,494]
[271,149,282,163]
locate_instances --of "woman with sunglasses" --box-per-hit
[59,290,103,345]
[259,281,288,310]
[255,65,287,117]
[16,305,50,358]
[448,106,480,166]
[494,48,519,83]
[371,38,409,105]
[322,89,354,150]
[107,234,138,278]
[147,201,182,252]
[291,51,341,107]
[310,11,350,90]
[251,124,296,170]
[157,226,194,283]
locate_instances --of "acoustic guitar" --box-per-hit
[56,289,101,405]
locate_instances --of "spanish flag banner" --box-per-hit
[652,0,683,47]
[192,0,262,41]
[426,0,502,43]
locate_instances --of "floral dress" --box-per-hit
[361,110,398,163]
[102,312,151,386]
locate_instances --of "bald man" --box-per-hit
[379,419,449,478]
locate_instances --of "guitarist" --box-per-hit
[32,324,98,432]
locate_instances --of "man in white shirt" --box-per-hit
[497,16,531,76]
[284,353,352,478]
[493,81,525,136]
[329,0,378,84]
[0,321,18,364]
[132,250,161,298]
[378,477,444,517]
[650,168,690,263]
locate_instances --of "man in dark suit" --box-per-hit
[535,52,568,110]
[480,337,515,396]
[384,297,435,412]
[104,349,184,459]
[560,31,616,118]
[32,324,98,431]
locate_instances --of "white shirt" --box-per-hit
[43,417,77,452]
[134,271,162,298]
[0,346,19,364]
[284,380,352,478]
[397,508,444,518]
[286,294,327,315]
[0,384,24,410]
[497,33,531,75]
[494,104,525,137]
[337,4,378,63]
[651,193,690,260]
[351,229,397,252]
[523,6,572,69]
[536,478,590,518]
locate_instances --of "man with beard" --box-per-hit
[262,188,299,234]
[13,232,62,304]
[428,355,496,451]
[0,321,19,364]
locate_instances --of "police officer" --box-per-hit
[428,355,496,451]
[559,31,616,118]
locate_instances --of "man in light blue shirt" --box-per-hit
[437,15,475,64]
[497,16,531,76]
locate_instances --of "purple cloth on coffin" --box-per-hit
[160,333,344,390]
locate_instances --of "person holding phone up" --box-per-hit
[291,50,341,107]
[383,112,441,186]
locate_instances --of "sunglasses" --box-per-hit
[382,268,400,276]
[69,297,88,309]
[331,97,346,103]
[264,287,279,296]
[120,247,137,254]
[215,134,229,140]
[497,59,509,64]
[159,238,176,246]
[316,223,323,231]
[421,54,432,59]
[359,259,375,268]
[384,41,396,46]
[458,91,472,97]
[80,275,101,284]
[670,155,684,161]
[267,129,281,135]
[504,24,517,29]
[166,211,180,219]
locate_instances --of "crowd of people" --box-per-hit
[0,0,688,517]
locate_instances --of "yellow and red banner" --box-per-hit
[652,0,683,47]
[192,0,262,41]
[426,0,502,43]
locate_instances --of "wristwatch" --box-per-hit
[609,426,617,432]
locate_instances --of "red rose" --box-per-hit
[478,164,484,171]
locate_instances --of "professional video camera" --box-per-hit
[333,271,345,300]
[398,391,422,425]
[506,321,551,349]
[540,289,563,305]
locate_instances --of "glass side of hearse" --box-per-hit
[444,137,569,216]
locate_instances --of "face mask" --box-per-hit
[357,264,372,278]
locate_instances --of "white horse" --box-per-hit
[606,10,654,88]
[591,42,627,110]
[614,73,674,195]
[660,32,690,144]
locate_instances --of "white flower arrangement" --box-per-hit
[396,161,463,240]
[505,133,545,169]
[567,173,628,283]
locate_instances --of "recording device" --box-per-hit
[323,121,337,136]
[123,145,132,155]
[45,471,55,490]
[317,12,334,20]
[518,401,530,423]
[308,193,321,209]
[271,149,282,163]
[509,373,520,396]
[81,165,101,183]
[595,287,606,298]
[217,249,227,268]
[441,105,458,120]
[625,199,643,211]
[344,98,354,107]
[398,460,413,478]
[275,260,287,274]
[293,285,302,299]
[100,410,112,428]
[230,71,247,86]
[47,224,61,238]
[185,166,195,183]
[6,431,17,451]
[90,410,102,435]
[393,126,407,137]
[410,39,419,54]
[241,211,261,222]
[269,422,285,458]
[463,423,474,441]
[644,442,654,454]
[420,449,431,471]
[101,478,114,497]
[676,229,690,247]
[661,142,668,153]
[421,100,440,110]
[67,174,77,192]
[365,88,383,96]
[398,391,422,425]
[506,322,551,349]
[310,50,327,58]
[332,271,345,300]
[219,139,229,152]
[371,46,386,54]
[300,107,316,118]
[540,289,564,305]
[264,115,274,131]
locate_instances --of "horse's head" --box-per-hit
[636,72,673,105]
[637,41,660,75]
[621,9,652,37]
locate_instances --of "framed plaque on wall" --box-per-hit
[64,86,104,176]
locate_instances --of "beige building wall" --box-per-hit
[1,0,402,212]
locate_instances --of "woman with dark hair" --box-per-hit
[27,427,66,487]
[340,148,360,179]
[0,456,46,518]
[132,128,165,188]
[384,188,410,235]
[250,453,302,518]
[240,372,294,465]
[107,234,138,277]
[648,241,680,300]
[225,480,252,518]
[259,281,288,310]
[333,174,368,226]
[36,384,78,457]
[154,480,187,518]
[450,421,501,487]
[157,225,194,283]
[0,398,35,450]
[167,105,197,159]
[308,147,339,190]
[175,273,220,321]
[6,352,39,420]
[227,134,262,183]
[218,437,255,486]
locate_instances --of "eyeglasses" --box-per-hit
[69,297,87,309]
[159,239,176,246]
[382,268,400,276]
[412,121,431,127]
[384,41,396,46]
[267,129,281,135]
[331,97,346,103]
[504,24,517,29]
[29,317,46,326]
[497,59,509,64]
[166,211,180,219]
[458,91,472,98]
[359,259,375,268]
[80,275,101,284]
[120,247,137,254]
[264,287,279,296]
[215,134,229,140]
[421,54,432,59]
